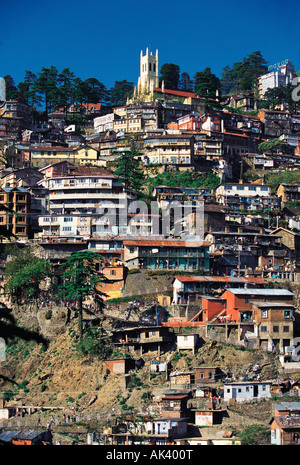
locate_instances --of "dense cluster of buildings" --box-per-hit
[1,50,300,446]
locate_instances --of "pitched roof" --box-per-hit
[154,88,197,98]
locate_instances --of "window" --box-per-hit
[110,269,116,276]
[245,298,249,304]
[62,226,72,232]
[249,186,256,191]
[283,326,290,332]
[273,326,279,332]
[261,326,268,332]
[261,310,268,319]
[64,217,73,222]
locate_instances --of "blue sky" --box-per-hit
[1,0,300,90]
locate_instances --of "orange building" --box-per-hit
[220,288,294,323]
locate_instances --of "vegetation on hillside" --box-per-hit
[146,170,220,192]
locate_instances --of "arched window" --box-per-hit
[149,63,152,71]
[153,64,156,72]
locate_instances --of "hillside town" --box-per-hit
[1,49,300,448]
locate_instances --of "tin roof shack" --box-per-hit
[193,400,226,426]
[194,366,225,384]
[224,380,272,403]
[161,392,191,419]
[172,275,267,305]
[11,429,52,445]
[0,406,16,420]
[102,357,136,375]
[0,430,20,445]
[170,371,195,389]
[111,325,174,356]
[152,417,189,442]
[270,402,300,445]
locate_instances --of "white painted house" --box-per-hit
[176,334,199,354]
[224,381,272,402]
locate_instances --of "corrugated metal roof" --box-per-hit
[225,289,293,296]
[175,276,267,283]
[0,431,20,442]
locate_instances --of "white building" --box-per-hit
[259,60,296,98]
[93,113,115,133]
[215,182,271,205]
[176,334,199,354]
[38,166,136,238]
[224,381,272,402]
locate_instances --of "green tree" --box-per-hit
[17,71,42,109]
[4,245,52,303]
[56,67,76,112]
[3,75,19,100]
[82,78,109,103]
[159,63,180,90]
[258,139,289,154]
[194,67,221,100]
[3,146,17,168]
[113,149,145,194]
[178,72,194,92]
[109,80,134,106]
[222,51,268,94]
[58,251,106,339]
[33,65,59,113]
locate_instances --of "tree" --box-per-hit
[4,244,52,304]
[3,75,19,100]
[3,146,17,168]
[113,149,145,194]
[221,51,268,95]
[56,67,76,112]
[33,65,59,113]
[17,71,42,109]
[159,63,180,90]
[58,251,106,339]
[194,67,221,106]
[258,139,289,154]
[82,78,109,103]
[109,80,134,106]
[178,72,194,92]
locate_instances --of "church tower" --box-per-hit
[137,48,159,98]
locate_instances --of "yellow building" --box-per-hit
[29,145,99,168]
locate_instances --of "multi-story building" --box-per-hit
[215,182,272,206]
[257,109,292,138]
[0,186,30,238]
[258,60,296,98]
[143,134,194,168]
[123,239,210,271]
[0,100,31,139]
[29,144,99,168]
[277,183,300,204]
[38,166,136,238]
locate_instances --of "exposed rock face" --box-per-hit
[37,306,70,338]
